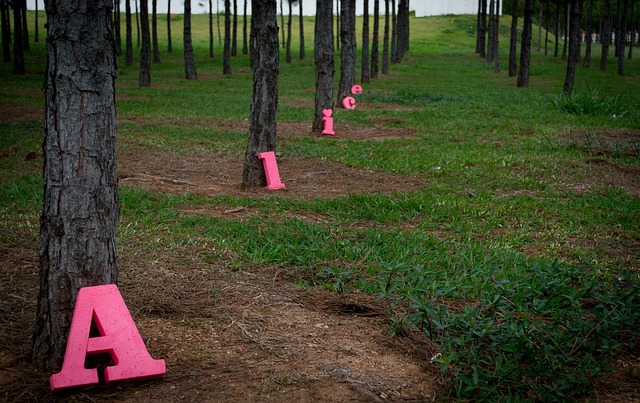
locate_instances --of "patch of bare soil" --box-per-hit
[0,232,440,402]
[118,147,424,201]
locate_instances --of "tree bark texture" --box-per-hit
[517,0,534,87]
[184,0,198,79]
[617,0,628,75]
[600,0,611,71]
[371,0,379,78]
[361,0,370,84]
[563,0,582,92]
[152,0,161,63]
[33,0,119,370]
[313,0,334,132]
[299,0,305,59]
[508,0,519,76]
[12,0,25,74]
[390,0,396,62]
[1,0,11,63]
[224,0,232,74]
[20,0,29,50]
[395,0,409,62]
[382,0,389,74]
[487,0,495,62]
[126,0,133,66]
[232,0,238,56]
[243,0,279,188]
[139,0,151,86]
[337,0,356,107]
[583,0,593,67]
[479,0,487,58]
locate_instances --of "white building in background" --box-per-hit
[27,0,495,17]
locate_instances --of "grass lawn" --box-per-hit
[1,11,639,402]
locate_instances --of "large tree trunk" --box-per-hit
[508,0,519,76]
[242,0,279,188]
[487,0,495,62]
[32,0,119,371]
[361,0,370,84]
[1,0,11,63]
[184,0,198,79]
[617,0,629,74]
[395,0,409,61]
[299,0,305,59]
[313,0,334,132]
[126,0,133,66]
[371,0,379,78]
[20,0,28,51]
[139,0,151,86]
[337,0,356,107]
[152,0,161,63]
[479,0,487,58]
[600,0,611,71]
[563,0,582,92]
[583,0,593,66]
[517,0,534,87]
[382,0,390,74]
[12,0,24,75]
[224,0,232,74]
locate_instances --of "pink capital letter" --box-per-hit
[50,284,166,391]
[258,151,286,190]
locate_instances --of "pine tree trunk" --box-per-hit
[391,0,397,63]
[487,0,495,62]
[12,0,24,74]
[1,0,11,63]
[508,0,519,76]
[361,0,370,84]
[224,0,232,73]
[382,0,390,74]
[554,0,560,56]
[152,0,161,63]
[139,0,151,86]
[299,0,305,59]
[280,0,285,48]
[371,0,379,78]
[628,0,635,59]
[32,0,119,370]
[243,0,248,55]
[618,0,628,74]
[337,0,356,107]
[20,0,29,51]
[167,0,173,52]
[479,0,487,58]
[232,0,238,56]
[517,0,534,87]
[286,0,292,63]
[243,0,279,188]
[184,0,198,79]
[210,0,215,58]
[563,0,582,92]
[584,0,593,66]
[601,0,611,71]
[126,0,133,66]
[313,0,334,132]
[561,0,568,59]
[494,0,501,72]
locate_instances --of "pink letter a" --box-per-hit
[50,284,166,391]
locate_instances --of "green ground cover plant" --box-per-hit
[1,11,639,401]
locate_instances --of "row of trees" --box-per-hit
[28,0,412,370]
[476,0,638,92]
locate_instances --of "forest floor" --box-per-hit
[1,118,640,402]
